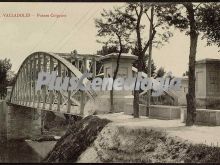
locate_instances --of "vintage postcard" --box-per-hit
[0,1,220,163]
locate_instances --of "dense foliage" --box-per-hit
[0,58,13,99]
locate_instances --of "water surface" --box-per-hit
[0,140,56,163]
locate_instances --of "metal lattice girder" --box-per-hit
[10,52,98,116]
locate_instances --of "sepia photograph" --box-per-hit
[0,1,220,163]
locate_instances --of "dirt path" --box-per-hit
[97,112,220,147]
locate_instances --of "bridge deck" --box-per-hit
[10,101,81,116]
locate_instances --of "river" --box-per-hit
[0,140,56,163]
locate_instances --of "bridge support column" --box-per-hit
[6,104,42,140]
[0,100,7,141]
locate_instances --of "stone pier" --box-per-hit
[0,100,7,141]
[0,101,42,141]
[7,104,42,140]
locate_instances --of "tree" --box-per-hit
[131,49,157,77]
[124,3,156,118]
[96,3,173,117]
[155,67,166,78]
[156,3,199,125]
[125,3,173,118]
[95,7,134,113]
[198,3,220,48]
[183,71,189,77]
[71,49,78,55]
[156,2,220,125]
[184,3,199,126]
[146,59,157,77]
[0,58,12,99]
[7,70,16,86]
[97,44,130,55]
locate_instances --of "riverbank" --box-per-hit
[45,116,111,162]
[45,113,220,163]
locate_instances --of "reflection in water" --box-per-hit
[0,140,42,163]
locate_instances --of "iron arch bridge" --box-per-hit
[9,52,102,116]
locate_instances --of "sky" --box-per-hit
[0,2,219,77]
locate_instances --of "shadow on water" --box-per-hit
[0,140,42,163]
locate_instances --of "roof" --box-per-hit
[52,52,102,60]
[100,53,138,61]
[196,58,220,64]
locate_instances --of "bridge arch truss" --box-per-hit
[9,52,98,116]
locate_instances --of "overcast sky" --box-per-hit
[0,2,219,77]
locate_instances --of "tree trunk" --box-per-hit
[147,6,154,113]
[110,35,123,113]
[133,6,143,118]
[184,3,199,126]
[133,5,156,118]
[186,33,198,126]
[133,90,139,118]
[133,53,145,118]
[110,90,114,113]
